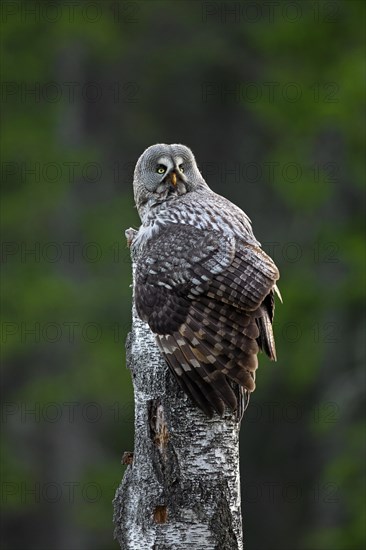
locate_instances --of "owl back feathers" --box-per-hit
[134,222,279,418]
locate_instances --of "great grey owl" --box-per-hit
[130,143,281,418]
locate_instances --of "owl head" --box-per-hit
[133,143,208,219]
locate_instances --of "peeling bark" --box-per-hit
[113,241,243,550]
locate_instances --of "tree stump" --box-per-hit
[113,235,243,550]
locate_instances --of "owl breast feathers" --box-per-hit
[131,143,281,418]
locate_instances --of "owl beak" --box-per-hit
[170,171,177,186]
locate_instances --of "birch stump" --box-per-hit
[113,235,243,550]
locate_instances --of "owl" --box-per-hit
[130,143,281,418]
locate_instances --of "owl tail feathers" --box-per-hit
[236,386,251,423]
[274,284,283,303]
[257,306,277,361]
[157,336,225,418]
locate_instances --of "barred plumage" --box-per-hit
[130,143,281,418]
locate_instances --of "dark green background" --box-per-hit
[1,1,365,549]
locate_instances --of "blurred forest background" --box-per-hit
[1,1,365,549]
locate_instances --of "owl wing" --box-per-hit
[134,223,279,417]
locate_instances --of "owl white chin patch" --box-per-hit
[157,182,187,201]
[171,181,187,197]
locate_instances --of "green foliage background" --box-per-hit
[1,1,365,549]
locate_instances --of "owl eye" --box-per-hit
[157,165,166,174]
[178,164,184,173]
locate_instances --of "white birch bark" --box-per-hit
[113,237,243,550]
